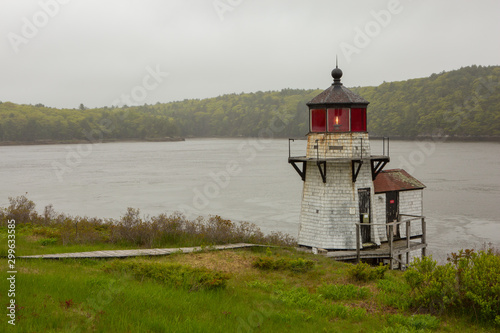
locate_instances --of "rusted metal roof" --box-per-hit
[307,84,369,106]
[374,169,425,193]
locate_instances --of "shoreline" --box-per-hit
[1,135,500,147]
[370,136,500,142]
[0,137,185,146]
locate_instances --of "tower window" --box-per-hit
[351,108,367,132]
[310,109,326,132]
[328,108,349,132]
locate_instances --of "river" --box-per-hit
[1,138,499,262]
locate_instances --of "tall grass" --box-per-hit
[2,255,385,332]
[0,195,296,250]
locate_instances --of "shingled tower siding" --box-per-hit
[298,157,380,250]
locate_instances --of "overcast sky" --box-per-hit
[1,0,499,109]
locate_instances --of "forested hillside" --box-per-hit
[352,65,500,137]
[1,65,499,143]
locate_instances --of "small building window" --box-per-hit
[351,108,367,132]
[328,108,349,132]
[310,109,326,132]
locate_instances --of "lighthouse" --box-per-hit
[288,65,391,250]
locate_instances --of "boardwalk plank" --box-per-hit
[19,243,262,259]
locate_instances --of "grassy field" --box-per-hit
[1,228,498,333]
[1,196,498,332]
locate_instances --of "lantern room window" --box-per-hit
[351,108,367,132]
[328,108,349,132]
[310,109,326,132]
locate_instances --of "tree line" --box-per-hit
[0,65,498,143]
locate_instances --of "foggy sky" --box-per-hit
[1,0,499,109]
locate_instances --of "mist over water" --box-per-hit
[1,138,499,262]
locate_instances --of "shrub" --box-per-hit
[4,195,38,224]
[103,260,230,291]
[38,237,58,246]
[405,250,500,325]
[252,256,314,273]
[287,257,314,272]
[110,208,154,246]
[317,283,371,301]
[404,256,458,313]
[60,217,109,245]
[0,196,297,248]
[32,226,61,239]
[348,262,388,282]
[263,231,297,247]
[450,249,500,322]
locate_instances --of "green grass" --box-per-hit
[1,201,499,332]
[0,227,143,257]
[1,243,497,332]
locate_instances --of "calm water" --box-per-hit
[1,138,499,262]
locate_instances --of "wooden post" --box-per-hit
[356,224,360,263]
[388,224,393,269]
[406,220,411,267]
[421,217,427,257]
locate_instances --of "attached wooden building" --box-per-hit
[373,169,425,242]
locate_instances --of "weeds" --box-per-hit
[37,237,58,246]
[377,277,412,310]
[103,260,230,291]
[273,287,321,308]
[317,283,371,301]
[252,256,314,273]
[245,280,272,291]
[272,287,367,321]
[348,262,389,282]
[0,195,297,248]
[385,314,440,331]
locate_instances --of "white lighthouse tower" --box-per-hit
[288,65,390,250]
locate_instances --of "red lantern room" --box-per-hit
[308,66,368,134]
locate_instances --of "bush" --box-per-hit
[404,250,500,325]
[60,217,110,245]
[104,260,230,291]
[32,226,61,239]
[37,237,58,246]
[0,195,297,248]
[404,256,458,313]
[4,195,38,224]
[348,262,388,282]
[252,256,314,273]
[450,249,500,322]
[317,283,370,301]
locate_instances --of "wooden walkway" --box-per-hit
[326,239,426,261]
[327,215,427,269]
[19,243,260,259]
